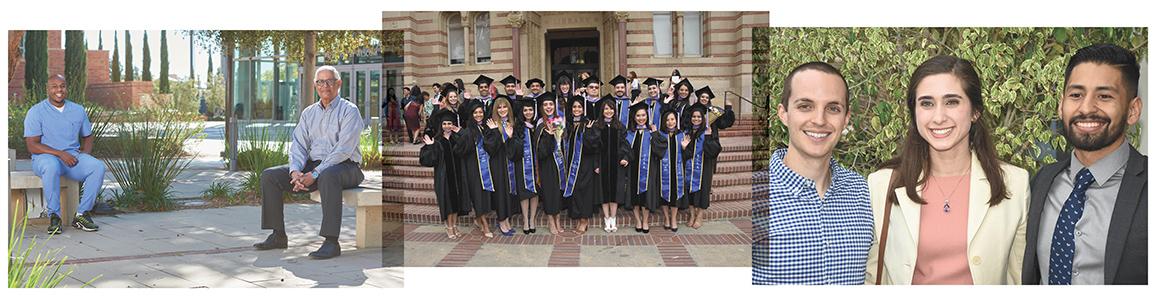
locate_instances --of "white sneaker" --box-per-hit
[603,217,611,232]
[609,217,618,232]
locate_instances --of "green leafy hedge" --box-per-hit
[754,28,1148,175]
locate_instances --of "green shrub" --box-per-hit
[754,27,1148,175]
[236,126,289,197]
[8,217,98,288]
[106,110,203,211]
[360,124,382,170]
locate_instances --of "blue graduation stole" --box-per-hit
[561,126,584,198]
[624,128,651,193]
[617,96,631,126]
[660,131,685,201]
[521,126,537,193]
[501,121,517,196]
[648,98,663,126]
[686,128,706,193]
[474,126,495,192]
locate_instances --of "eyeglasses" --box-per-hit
[315,79,338,87]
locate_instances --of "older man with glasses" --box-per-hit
[253,65,366,260]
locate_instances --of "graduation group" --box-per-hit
[417,69,736,239]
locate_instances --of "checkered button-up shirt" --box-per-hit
[752,148,874,285]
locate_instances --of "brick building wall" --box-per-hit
[382,11,769,114]
[8,30,151,108]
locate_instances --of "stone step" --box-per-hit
[384,183,752,206]
[384,169,754,191]
[384,136,756,157]
[383,148,758,167]
[391,198,751,228]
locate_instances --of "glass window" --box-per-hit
[448,13,465,65]
[474,13,491,63]
[681,12,703,57]
[253,59,274,120]
[652,12,673,57]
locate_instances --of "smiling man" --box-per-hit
[253,65,366,260]
[24,74,105,235]
[1023,44,1147,285]
[752,62,873,285]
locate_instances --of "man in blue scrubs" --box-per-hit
[23,74,105,234]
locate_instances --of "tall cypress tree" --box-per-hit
[142,31,152,81]
[207,54,213,78]
[98,31,103,50]
[124,30,134,81]
[64,30,88,103]
[112,32,121,82]
[23,31,48,101]
[159,30,170,92]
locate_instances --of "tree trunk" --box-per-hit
[7,30,25,84]
[301,31,316,116]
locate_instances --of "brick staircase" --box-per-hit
[385,116,763,228]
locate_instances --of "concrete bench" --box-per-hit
[9,149,81,225]
[310,187,382,249]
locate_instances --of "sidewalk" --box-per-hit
[15,205,402,288]
[404,219,752,267]
[10,122,397,287]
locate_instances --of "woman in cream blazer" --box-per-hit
[866,152,1029,284]
[864,55,1028,285]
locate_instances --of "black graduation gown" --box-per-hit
[419,133,469,220]
[453,124,492,216]
[682,128,723,209]
[622,128,666,212]
[596,119,627,205]
[660,130,689,210]
[535,122,564,215]
[511,122,537,201]
[483,123,520,221]
[562,122,601,219]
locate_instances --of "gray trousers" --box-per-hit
[260,160,365,238]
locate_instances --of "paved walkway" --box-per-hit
[14,205,402,288]
[404,219,751,267]
[9,123,396,288]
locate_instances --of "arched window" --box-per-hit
[474,12,491,63]
[448,13,465,65]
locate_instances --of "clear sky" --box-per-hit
[81,30,215,86]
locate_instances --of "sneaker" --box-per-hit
[72,212,99,232]
[603,217,611,233]
[47,214,62,235]
[610,217,618,232]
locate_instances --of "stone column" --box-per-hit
[508,12,525,80]
[614,12,630,77]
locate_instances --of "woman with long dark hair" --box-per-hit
[533,92,566,234]
[561,95,601,234]
[420,108,467,239]
[866,55,1028,285]
[622,102,665,233]
[454,100,495,238]
[657,109,688,232]
[593,95,627,232]
[681,102,722,229]
[511,97,540,234]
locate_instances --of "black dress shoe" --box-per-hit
[253,233,288,250]
[308,240,341,259]
[642,228,650,234]
[523,229,530,235]
[635,227,643,233]
[671,227,679,233]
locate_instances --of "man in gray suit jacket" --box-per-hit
[1024,44,1147,285]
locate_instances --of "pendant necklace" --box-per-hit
[932,165,970,213]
